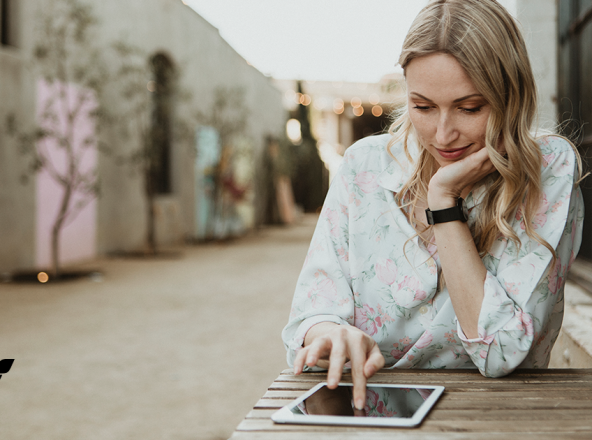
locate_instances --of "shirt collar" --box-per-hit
[377,137,419,194]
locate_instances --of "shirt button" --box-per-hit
[419,306,429,315]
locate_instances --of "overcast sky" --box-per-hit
[186,0,429,83]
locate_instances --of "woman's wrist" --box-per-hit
[427,191,458,211]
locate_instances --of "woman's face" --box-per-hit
[406,53,491,168]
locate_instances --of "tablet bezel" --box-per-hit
[271,382,445,428]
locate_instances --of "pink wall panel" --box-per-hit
[35,79,97,269]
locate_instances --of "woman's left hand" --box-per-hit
[428,147,497,209]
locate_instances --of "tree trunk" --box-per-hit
[51,184,73,278]
[145,173,157,255]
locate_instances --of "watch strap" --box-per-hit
[425,197,467,225]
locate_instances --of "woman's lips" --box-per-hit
[435,144,472,159]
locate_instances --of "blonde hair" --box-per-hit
[388,0,583,262]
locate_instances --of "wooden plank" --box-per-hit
[230,431,592,440]
[278,368,592,378]
[254,398,291,409]
[247,398,592,418]
[255,397,592,411]
[425,408,592,421]
[261,390,306,399]
[246,409,277,419]
[268,381,592,394]
[274,372,592,385]
[235,417,592,433]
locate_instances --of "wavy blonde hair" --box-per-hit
[389,0,583,261]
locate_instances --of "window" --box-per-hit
[149,53,175,195]
[558,0,592,258]
[1,0,11,46]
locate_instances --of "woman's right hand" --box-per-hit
[293,322,385,411]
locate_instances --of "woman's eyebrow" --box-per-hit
[409,92,484,103]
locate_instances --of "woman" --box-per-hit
[281,0,585,411]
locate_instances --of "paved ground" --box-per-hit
[0,215,318,440]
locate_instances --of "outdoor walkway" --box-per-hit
[0,215,318,440]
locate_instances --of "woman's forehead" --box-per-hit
[405,53,481,102]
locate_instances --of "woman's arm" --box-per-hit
[428,139,583,376]
[427,147,495,339]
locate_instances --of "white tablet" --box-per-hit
[271,382,444,428]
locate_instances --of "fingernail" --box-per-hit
[328,379,336,387]
[355,398,364,410]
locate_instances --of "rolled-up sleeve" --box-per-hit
[457,140,584,377]
[281,152,355,367]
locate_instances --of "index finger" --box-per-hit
[349,338,368,411]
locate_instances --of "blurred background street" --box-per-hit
[0,215,316,440]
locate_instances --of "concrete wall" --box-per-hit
[0,49,37,273]
[499,0,558,128]
[0,0,285,271]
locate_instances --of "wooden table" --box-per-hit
[230,368,592,439]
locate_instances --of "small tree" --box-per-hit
[6,0,109,277]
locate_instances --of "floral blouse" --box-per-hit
[282,134,584,378]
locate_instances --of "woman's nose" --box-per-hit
[435,113,459,146]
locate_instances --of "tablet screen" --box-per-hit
[291,384,434,418]
[272,382,444,427]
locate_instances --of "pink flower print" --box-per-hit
[505,281,519,296]
[407,355,415,361]
[415,331,433,349]
[354,172,379,194]
[355,304,382,336]
[551,200,563,213]
[307,277,337,309]
[569,250,576,269]
[515,310,534,337]
[339,203,348,216]
[532,193,550,230]
[323,207,340,237]
[399,336,411,345]
[444,331,456,343]
[516,194,549,230]
[515,206,524,227]
[366,389,379,408]
[391,349,405,360]
[479,349,488,359]
[397,276,427,305]
[548,259,563,295]
[376,401,397,417]
[542,153,555,167]
[376,258,398,286]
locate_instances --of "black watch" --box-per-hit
[425,197,468,225]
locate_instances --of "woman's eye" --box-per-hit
[413,106,431,111]
[460,106,483,114]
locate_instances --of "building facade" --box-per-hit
[0,0,285,273]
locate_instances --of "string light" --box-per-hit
[372,105,383,117]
